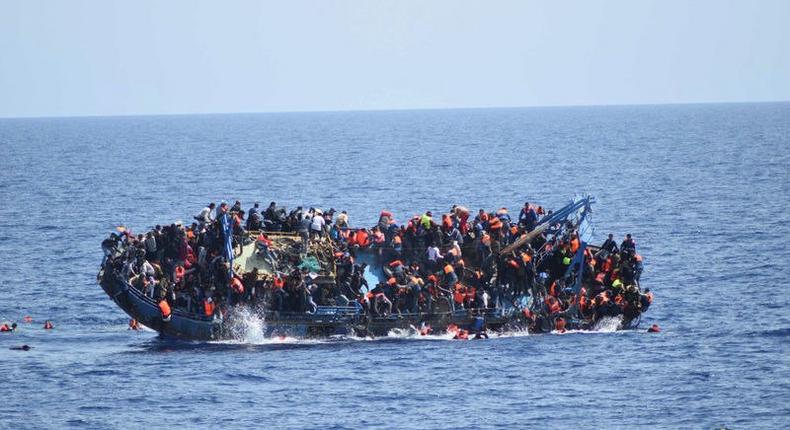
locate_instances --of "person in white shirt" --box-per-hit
[310,212,325,238]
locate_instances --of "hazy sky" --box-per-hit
[1,0,789,117]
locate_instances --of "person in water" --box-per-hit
[1,322,17,332]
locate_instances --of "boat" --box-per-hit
[97,196,651,341]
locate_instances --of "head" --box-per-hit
[209,203,216,209]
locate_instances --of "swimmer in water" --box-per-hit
[1,323,17,332]
[10,345,31,351]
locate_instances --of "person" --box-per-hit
[246,202,262,230]
[195,202,216,226]
[9,345,31,351]
[420,211,433,230]
[647,324,661,333]
[43,320,54,330]
[426,244,443,272]
[0,322,17,332]
[601,233,618,254]
[255,232,277,270]
[621,234,636,253]
[310,211,325,239]
[298,214,311,252]
[519,202,538,231]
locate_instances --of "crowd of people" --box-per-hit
[102,199,653,332]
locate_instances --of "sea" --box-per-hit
[0,103,788,429]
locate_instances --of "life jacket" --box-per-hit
[256,233,272,247]
[389,260,404,268]
[273,276,285,289]
[635,253,643,262]
[380,210,393,218]
[203,299,215,316]
[454,329,469,340]
[158,300,172,320]
[545,296,561,314]
[393,235,402,245]
[443,264,454,275]
[595,272,606,284]
[0,324,11,332]
[570,238,580,253]
[489,217,503,230]
[507,259,519,269]
[481,234,491,246]
[442,215,452,230]
[521,253,532,264]
[174,265,185,282]
[387,277,397,286]
[355,230,370,247]
[453,284,466,304]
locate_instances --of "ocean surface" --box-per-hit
[0,103,788,429]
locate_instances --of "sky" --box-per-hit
[1,0,789,118]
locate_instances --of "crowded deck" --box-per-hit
[99,197,653,338]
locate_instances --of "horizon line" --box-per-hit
[1,98,788,120]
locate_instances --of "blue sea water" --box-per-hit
[0,103,788,429]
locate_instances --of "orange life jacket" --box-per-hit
[43,321,54,330]
[489,218,503,230]
[393,235,402,245]
[646,292,654,304]
[355,230,369,247]
[570,238,580,253]
[158,300,172,319]
[545,296,561,314]
[204,299,215,316]
[443,264,454,275]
